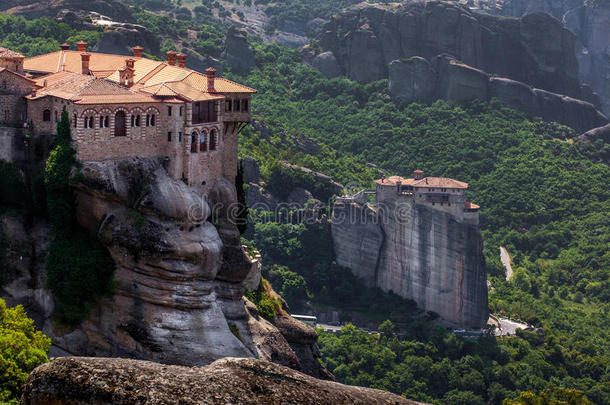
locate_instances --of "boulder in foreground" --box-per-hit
[21,357,423,405]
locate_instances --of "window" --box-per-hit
[225,100,232,112]
[209,129,217,150]
[146,114,156,127]
[136,115,140,127]
[199,132,207,151]
[114,111,126,136]
[100,115,109,128]
[178,132,182,142]
[167,132,172,142]
[1,80,6,89]
[89,116,94,129]
[190,132,198,153]
[55,111,58,122]
[242,99,249,112]
[234,99,240,112]
[131,115,135,127]
[192,101,217,124]
[73,114,77,128]
[179,106,183,116]
[43,109,51,122]
[167,106,172,116]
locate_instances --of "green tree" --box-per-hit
[0,298,50,403]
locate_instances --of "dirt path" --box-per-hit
[500,246,513,281]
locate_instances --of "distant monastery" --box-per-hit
[332,170,487,328]
[0,42,255,186]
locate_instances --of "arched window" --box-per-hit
[43,109,51,122]
[135,115,140,127]
[131,115,135,127]
[88,116,94,129]
[199,132,207,151]
[73,114,77,128]
[115,111,126,136]
[209,129,217,150]
[151,114,155,126]
[190,132,198,153]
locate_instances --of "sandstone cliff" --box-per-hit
[1,156,329,378]
[21,357,423,405]
[388,55,608,133]
[331,196,488,328]
[311,0,609,132]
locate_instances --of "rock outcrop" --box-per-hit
[485,0,610,118]
[316,2,582,97]
[388,55,608,133]
[21,357,422,405]
[222,26,256,73]
[1,156,329,378]
[331,193,488,328]
[312,1,609,132]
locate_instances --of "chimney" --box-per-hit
[177,53,187,68]
[133,46,144,58]
[60,43,70,51]
[414,170,424,180]
[76,41,88,52]
[167,51,177,66]
[81,53,91,75]
[206,67,216,93]
[123,59,135,86]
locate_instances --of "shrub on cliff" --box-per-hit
[0,298,50,403]
[44,108,115,326]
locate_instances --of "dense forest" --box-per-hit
[0,7,607,405]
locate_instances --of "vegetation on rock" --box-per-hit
[44,108,115,326]
[0,298,50,404]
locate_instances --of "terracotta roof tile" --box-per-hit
[376,176,468,189]
[0,47,24,58]
[412,177,468,189]
[375,176,416,186]
[24,49,256,102]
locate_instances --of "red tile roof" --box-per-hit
[0,47,24,58]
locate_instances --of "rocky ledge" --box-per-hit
[21,357,422,405]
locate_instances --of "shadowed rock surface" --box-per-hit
[21,357,423,405]
[389,54,608,133]
[1,156,330,379]
[332,195,488,328]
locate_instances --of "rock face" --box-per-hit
[316,1,582,97]
[331,194,488,328]
[313,1,610,132]
[389,54,608,133]
[222,26,256,73]
[388,57,436,103]
[21,357,422,405]
[487,0,610,119]
[1,156,329,378]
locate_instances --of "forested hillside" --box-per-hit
[233,43,610,404]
